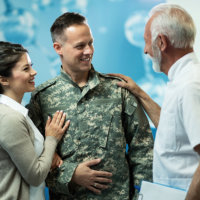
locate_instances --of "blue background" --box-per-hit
[1,0,199,198]
[1,0,199,117]
[0,0,167,114]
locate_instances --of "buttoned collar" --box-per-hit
[60,65,100,91]
[0,94,28,117]
[168,52,198,82]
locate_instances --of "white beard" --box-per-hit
[152,57,161,73]
[151,40,162,73]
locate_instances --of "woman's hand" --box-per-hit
[51,152,63,170]
[45,110,70,141]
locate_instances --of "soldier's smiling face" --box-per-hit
[57,23,94,75]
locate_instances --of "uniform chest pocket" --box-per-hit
[84,99,121,149]
[156,111,177,151]
[87,111,113,149]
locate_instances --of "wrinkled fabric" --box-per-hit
[154,52,200,189]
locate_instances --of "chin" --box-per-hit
[82,65,91,71]
[28,87,36,92]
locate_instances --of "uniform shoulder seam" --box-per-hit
[32,76,59,97]
[98,72,123,81]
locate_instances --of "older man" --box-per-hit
[111,3,200,192]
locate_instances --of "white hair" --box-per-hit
[149,3,196,49]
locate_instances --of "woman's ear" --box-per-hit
[0,76,9,86]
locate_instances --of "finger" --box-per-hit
[108,73,129,82]
[45,116,51,128]
[58,159,63,167]
[93,170,112,177]
[85,158,101,167]
[58,112,66,127]
[51,111,60,123]
[62,120,70,132]
[51,160,56,170]
[93,182,110,190]
[87,185,101,194]
[95,177,112,183]
[117,81,129,89]
[56,158,61,167]
[55,110,63,124]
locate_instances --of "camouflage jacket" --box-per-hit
[27,67,153,200]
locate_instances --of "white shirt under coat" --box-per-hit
[153,52,200,190]
[0,94,45,200]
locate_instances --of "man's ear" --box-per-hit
[0,76,9,86]
[53,42,63,55]
[157,34,168,52]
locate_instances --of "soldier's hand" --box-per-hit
[108,73,141,97]
[51,152,63,170]
[71,159,112,194]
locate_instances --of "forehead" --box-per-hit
[12,53,28,70]
[64,24,93,43]
[144,17,153,40]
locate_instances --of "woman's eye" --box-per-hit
[23,63,33,71]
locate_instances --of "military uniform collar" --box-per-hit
[60,65,100,91]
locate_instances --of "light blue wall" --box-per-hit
[0,0,167,110]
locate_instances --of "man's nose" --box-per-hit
[84,45,93,54]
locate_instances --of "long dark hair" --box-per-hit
[0,41,27,94]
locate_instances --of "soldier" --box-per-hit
[27,12,153,200]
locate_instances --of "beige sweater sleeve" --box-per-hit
[0,111,58,186]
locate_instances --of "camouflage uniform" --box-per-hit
[27,67,153,200]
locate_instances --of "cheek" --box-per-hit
[147,45,153,56]
[12,74,28,83]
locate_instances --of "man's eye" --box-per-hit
[76,45,84,49]
[89,41,93,46]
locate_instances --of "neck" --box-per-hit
[162,47,193,75]
[63,68,89,87]
[3,91,23,103]
[72,73,89,87]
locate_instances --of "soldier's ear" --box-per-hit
[53,42,63,56]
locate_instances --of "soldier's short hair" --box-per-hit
[50,12,86,43]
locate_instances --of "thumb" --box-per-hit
[117,81,129,89]
[85,158,101,167]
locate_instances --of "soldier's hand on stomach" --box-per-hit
[71,159,112,194]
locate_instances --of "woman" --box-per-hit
[0,41,70,200]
